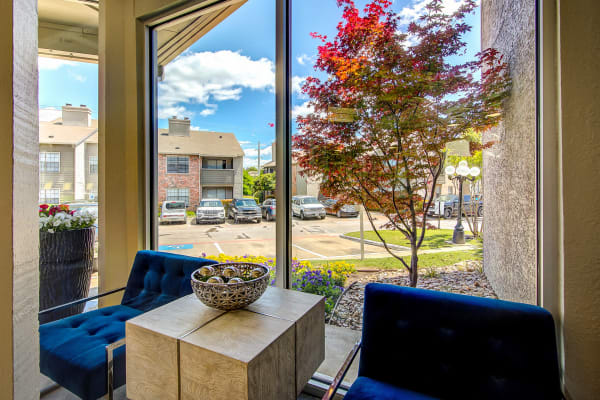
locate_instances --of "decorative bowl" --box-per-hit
[191,263,270,310]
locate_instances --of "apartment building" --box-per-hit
[39,105,98,204]
[158,117,244,207]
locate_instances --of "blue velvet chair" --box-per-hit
[325,283,563,400]
[39,250,217,400]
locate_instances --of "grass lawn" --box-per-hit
[345,229,479,249]
[313,249,482,271]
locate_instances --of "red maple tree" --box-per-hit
[293,0,510,286]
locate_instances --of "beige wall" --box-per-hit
[0,0,40,398]
[559,0,600,397]
[39,143,75,202]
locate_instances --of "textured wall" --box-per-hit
[0,0,40,398]
[559,0,600,397]
[481,0,537,304]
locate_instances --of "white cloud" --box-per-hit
[191,126,209,131]
[296,54,315,66]
[39,107,62,122]
[292,101,314,119]
[159,50,275,119]
[69,72,87,83]
[244,156,273,169]
[243,144,273,158]
[398,0,476,26]
[38,57,77,70]
[158,105,192,119]
[292,76,307,95]
[239,140,252,145]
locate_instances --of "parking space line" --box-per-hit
[213,242,224,254]
[292,244,326,259]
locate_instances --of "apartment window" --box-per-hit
[40,188,60,204]
[203,187,233,200]
[203,158,230,169]
[89,156,98,174]
[167,156,189,174]
[166,188,189,205]
[40,152,60,173]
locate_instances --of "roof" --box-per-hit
[39,118,98,145]
[262,160,276,168]
[158,129,244,157]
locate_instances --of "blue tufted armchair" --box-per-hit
[39,250,218,400]
[324,283,563,400]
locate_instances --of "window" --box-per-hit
[40,188,60,204]
[203,158,230,169]
[203,187,233,199]
[89,156,98,174]
[40,152,60,173]
[167,156,189,174]
[166,188,189,205]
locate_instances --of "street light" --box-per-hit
[445,160,480,244]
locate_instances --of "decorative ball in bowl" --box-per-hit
[191,263,270,310]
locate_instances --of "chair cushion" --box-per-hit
[359,283,562,400]
[345,377,439,400]
[120,250,218,312]
[40,305,142,400]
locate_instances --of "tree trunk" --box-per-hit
[409,246,418,287]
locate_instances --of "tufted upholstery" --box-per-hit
[40,250,217,400]
[347,283,562,400]
[121,250,218,311]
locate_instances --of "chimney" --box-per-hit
[168,116,191,136]
[62,103,92,127]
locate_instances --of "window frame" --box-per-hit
[39,151,61,173]
[89,155,98,175]
[39,188,60,204]
[166,155,190,174]
[166,187,190,206]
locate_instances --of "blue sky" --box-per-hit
[39,0,480,168]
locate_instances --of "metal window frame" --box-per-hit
[166,155,190,174]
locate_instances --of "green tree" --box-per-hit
[243,169,255,196]
[253,173,275,203]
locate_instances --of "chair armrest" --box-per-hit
[38,286,126,317]
[322,340,361,400]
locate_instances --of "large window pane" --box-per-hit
[154,1,277,273]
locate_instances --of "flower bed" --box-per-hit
[39,204,96,233]
[201,253,356,315]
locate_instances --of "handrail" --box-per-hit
[38,286,126,316]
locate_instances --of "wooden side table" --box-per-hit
[126,287,325,400]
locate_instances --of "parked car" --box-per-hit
[229,198,262,223]
[322,198,359,218]
[292,195,326,220]
[261,198,276,221]
[429,194,483,219]
[159,201,187,224]
[196,199,226,224]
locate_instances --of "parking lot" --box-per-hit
[158,213,458,261]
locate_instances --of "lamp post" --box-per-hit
[445,161,480,244]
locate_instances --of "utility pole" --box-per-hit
[257,140,261,175]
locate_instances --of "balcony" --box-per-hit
[201,168,235,186]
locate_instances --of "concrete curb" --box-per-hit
[339,234,411,251]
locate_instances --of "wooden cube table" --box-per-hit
[126,287,325,400]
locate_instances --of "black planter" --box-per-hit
[39,227,95,324]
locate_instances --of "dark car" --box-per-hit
[429,194,483,218]
[228,198,262,223]
[322,198,359,218]
[261,198,276,221]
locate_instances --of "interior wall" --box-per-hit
[0,0,40,398]
[559,0,600,397]
[481,0,537,304]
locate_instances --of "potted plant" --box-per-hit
[39,204,97,323]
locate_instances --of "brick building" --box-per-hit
[158,117,244,208]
